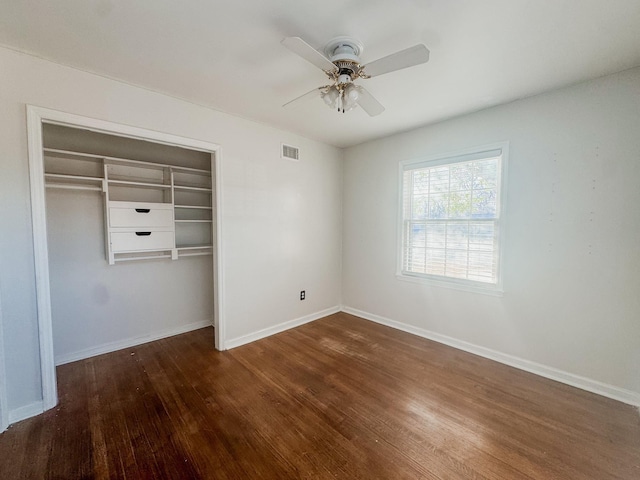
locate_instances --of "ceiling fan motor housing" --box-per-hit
[325,36,364,64]
[331,44,360,62]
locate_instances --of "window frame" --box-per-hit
[396,142,508,295]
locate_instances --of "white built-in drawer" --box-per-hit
[109,202,174,228]
[110,230,175,253]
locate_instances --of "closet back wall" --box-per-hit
[44,125,214,365]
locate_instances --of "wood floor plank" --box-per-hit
[0,312,638,479]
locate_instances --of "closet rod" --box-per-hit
[45,184,102,192]
[177,245,213,251]
[113,254,172,263]
[179,252,213,258]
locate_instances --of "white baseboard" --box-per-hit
[225,306,341,350]
[8,400,44,426]
[0,405,7,433]
[55,319,213,366]
[0,372,7,434]
[341,306,640,407]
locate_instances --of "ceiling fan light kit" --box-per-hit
[322,83,361,113]
[282,35,430,117]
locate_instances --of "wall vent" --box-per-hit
[281,143,300,161]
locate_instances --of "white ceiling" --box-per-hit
[2,0,640,148]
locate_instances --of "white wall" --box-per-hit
[0,46,343,420]
[343,67,640,399]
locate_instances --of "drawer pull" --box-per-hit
[135,232,152,236]
[135,208,151,213]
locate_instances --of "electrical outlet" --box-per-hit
[300,290,305,300]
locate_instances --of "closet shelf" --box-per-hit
[45,145,214,264]
[108,179,172,189]
[45,173,104,192]
[44,148,211,175]
[44,148,104,162]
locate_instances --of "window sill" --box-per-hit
[395,273,504,297]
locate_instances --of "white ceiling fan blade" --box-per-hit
[356,86,385,117]
[283,87,324,108]
[282,37,337,73]
[364,44,430,78]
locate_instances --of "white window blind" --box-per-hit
[400,148,504,288]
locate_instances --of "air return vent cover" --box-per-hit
[281,143,300,161]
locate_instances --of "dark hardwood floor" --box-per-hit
[1,312,639,479]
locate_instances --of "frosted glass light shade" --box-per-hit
[321,86,339,108]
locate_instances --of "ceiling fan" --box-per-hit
[281,36,430,117]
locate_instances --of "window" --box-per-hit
[398,144,507,292]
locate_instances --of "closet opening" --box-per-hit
[27,106,224,411]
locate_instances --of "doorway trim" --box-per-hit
[26,105,225,411]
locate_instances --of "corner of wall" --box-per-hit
[225,305,341,350]
[338,147,346,308]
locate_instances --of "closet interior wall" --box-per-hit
[43,124,215,365]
